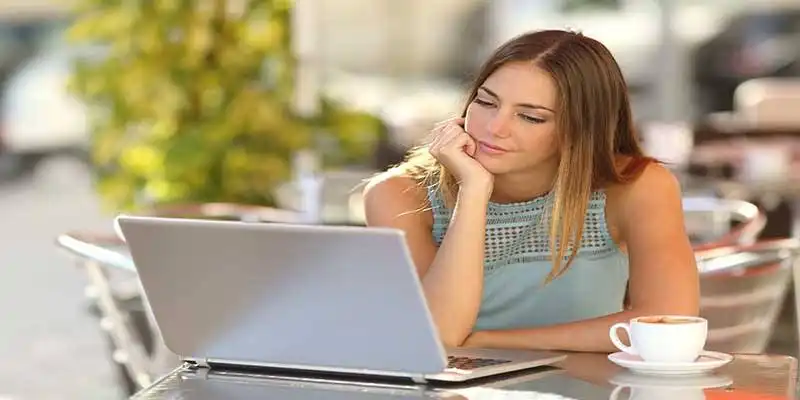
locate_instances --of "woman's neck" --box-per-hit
[490,171,556,204]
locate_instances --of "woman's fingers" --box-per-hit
[463,135,477,157]
[433,117,464,130]
[429,117,470,159]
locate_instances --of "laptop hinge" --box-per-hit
[184,357,211,379]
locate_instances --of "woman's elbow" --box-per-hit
[631,280,700,318]
[440,337,463,349]
[437,329,471,348]
[672,287,701,317]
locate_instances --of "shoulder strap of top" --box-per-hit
[583,190,618,251]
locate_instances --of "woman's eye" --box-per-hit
[519,114,545,124]
[473,98,494,107]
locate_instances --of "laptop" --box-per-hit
[115,215,566,384]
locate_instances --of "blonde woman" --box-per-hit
[363,30,699,352]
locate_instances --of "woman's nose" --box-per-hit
[487,114,512,138]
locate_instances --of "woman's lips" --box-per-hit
[477,140,509,155]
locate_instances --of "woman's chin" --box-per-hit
[474,154,509,174]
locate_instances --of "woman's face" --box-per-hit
[464,61,560,176]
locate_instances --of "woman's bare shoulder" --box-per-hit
[607,160,680,200]
[362,169,432,227]
[605,161,683,230]
[363,169,428,206]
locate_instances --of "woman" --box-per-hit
[362,30,699,352]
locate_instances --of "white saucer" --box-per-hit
[608,351,733,376]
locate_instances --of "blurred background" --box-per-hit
[2,0,800,398]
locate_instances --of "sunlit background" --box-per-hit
[1,0,799,398]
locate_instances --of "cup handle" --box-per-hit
[609,386,627,400]
[609,322,637,355]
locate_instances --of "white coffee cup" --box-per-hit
[609,315,707,363]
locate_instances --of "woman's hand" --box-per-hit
[428,118,493,193]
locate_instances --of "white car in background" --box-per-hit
[1,46,89,170]
[0,11,88,177]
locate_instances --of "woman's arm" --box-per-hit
[463,164,700,352]
[363,172,491,347]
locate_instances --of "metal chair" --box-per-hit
[58,203,304,396]
[696,239,800,353]
[684,196,766,250]
[623,195,768,309]
[273,169,374,225]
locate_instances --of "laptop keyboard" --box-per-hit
[447,356,512,370]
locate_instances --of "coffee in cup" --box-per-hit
[609,315,707,363]
[636,316,698,325]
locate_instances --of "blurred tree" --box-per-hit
[67,0,384,211]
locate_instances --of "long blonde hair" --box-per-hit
[394,30,654,282]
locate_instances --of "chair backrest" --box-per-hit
[684,196,766,250]
[695,239,799,353]
[274,170,376,225]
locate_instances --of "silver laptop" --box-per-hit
[115,215,566,383]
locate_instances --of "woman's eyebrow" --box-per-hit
[478,86,555,113]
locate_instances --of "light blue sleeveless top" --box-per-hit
[427,188,629,331]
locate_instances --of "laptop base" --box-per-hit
[183,361,563,389]
[184,356,565,387]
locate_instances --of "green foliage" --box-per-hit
[67,0,384,210]
[561,0,621,12]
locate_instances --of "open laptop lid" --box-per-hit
[116,215,447,376]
